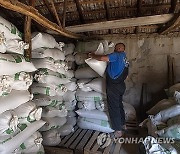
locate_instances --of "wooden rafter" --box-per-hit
[104,0,110,20]
[159,13,180,34]
[0,0,82,38]
[24,0,35,59]
[137,0,143,16]
[66,14,173,33]
[62,0,67,28]
[74,0,85,23]
[169,0,178,13]
[43,0,62,27]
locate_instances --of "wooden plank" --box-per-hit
[66,14,173,33]
[0,0,81,39]
[103,141,113,154]
[84,131,100,153]
[59,126,78,146]
[76,129,94,152]
[43,0,62,27]
[69,129,88,149]
[113,142,122,154]
[170,0,178,13]
[159,13,180,34]
[62,0,67,27]
[64,128,82,148]
[74,0,85,23]
[44,146,73,154]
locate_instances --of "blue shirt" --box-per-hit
[107,51,129,79]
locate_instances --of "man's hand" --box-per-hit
[88,52,109,62]
[88,52,95,58]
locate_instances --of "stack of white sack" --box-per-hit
[140,84,180,153]
[0,16,29,54]
[0,17,45,153]
[31,34,77,146]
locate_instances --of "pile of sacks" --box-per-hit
[31,32,77,146]
[0,16,45,154]
[140,83,180,154]
[75,43,136,133]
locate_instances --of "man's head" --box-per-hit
[114,43,125,52]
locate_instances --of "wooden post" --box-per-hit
[62,0,67,28]
[24,0,35,59]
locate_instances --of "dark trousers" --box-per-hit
[106,67,128,131]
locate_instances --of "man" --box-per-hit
[89,43,129,137]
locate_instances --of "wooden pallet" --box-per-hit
[58,120,138,154]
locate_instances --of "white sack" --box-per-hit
[78,101,96,110]
[67,111,76,117]
[0,120,45,154]
[63,90,76,102]
[167,83,180,97]
[14,101,42,124]
[42,105,67,118]
[85,58,107,77]
[33,94,63,107]
[31,83,67,96]
[31,32,63,50]
[65,100,77,111]
[65,70,74,79]
[175,91,180,104]
[95,101,108,111]
[75,67,99,79]
[32,57,67,74]
[0,33,6,53]
[151,105,180,125]
[0,16,22,40]
[86,78,106,95]
[65,54,75,62]
[14,131,43,154]
[156,124,180,139]
[34,68,70,85]
[0,53,36,75]
[58,124,74,136]
[0,90,32,114]
[76,89,106,102]
[42,129,61,146]
[32,48,65,60]
[143,136,178,154]
[63,43,75,56]
[0,110,18,136]
[77,79,91,88]
[146,99,176,115]
[65,81,77,91]
[0,72,32,96]
[77,117,114,133]
[76,109,109,121]
[75,53,88,65]
[40,117,67,131]
[6,39,29,55]
[66,117,76,127]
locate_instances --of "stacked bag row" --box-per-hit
[140,83,180,154]
[75,43,136,133]
[0,16,45,154]
[31,32,77,146]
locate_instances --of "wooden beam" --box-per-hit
[24,0,35,59]
[137,0,143,16]
[159,13,180,34]
[104,0,110,20]
[169,0,178,13]
[66,14,173,33]
[0,0,82,39]
[62,0,67,28]
[74,0,85,23]
[43,0,62,27]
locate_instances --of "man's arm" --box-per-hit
[89,53,109,62]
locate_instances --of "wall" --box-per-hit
[100,35,180,113]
